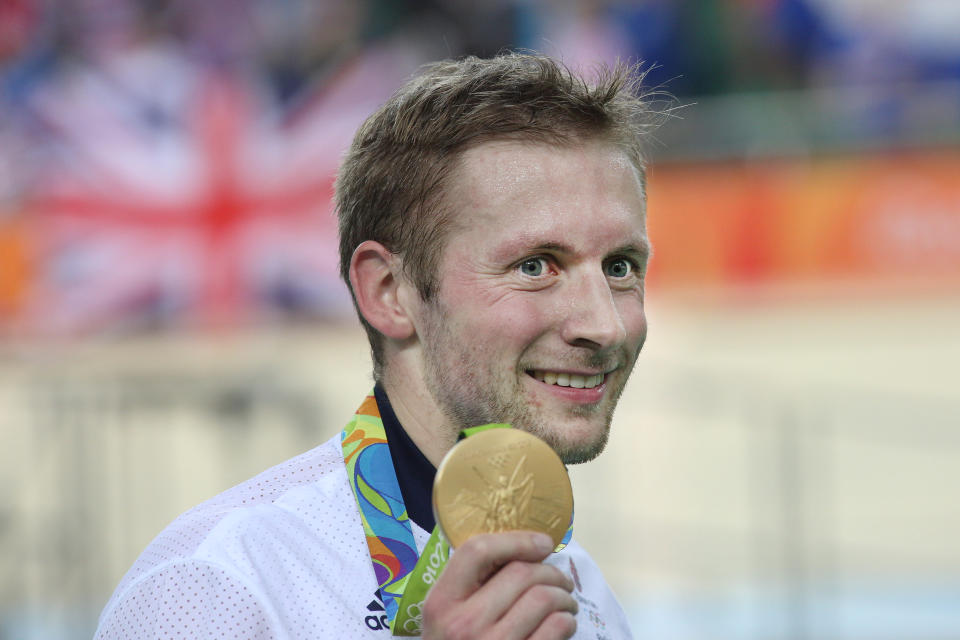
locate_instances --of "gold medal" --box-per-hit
[432,427,574,549]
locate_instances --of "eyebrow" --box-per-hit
[611,240,653,261]
[529,241,570,253]
[515,239,653,261]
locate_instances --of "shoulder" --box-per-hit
[97,433,384,638]
[94,557,277,639]
[545,540,635,640]
[108,434,348,595]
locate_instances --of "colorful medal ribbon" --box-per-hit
[341,393,418,626]
[342,393,573,636]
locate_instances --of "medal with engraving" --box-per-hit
[432,426,574,549]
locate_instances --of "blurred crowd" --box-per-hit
[1,0,959,336]
[3,0,958,101]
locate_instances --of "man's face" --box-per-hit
[415,139,649,464]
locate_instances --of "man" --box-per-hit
[96,52,654,639]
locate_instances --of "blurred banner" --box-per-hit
[647,149,960,293]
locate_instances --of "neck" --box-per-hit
[379,366,457,468]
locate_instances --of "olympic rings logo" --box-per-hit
[402,601,424,634]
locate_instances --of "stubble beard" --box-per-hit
[420,303,633,465]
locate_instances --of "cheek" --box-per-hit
[447,285,555,342]
[485,299,555,345]
[621,300,648,345]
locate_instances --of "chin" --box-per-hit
[556,439,608,465]
[535,423,611,466]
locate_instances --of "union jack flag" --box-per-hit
[18,43,417,336]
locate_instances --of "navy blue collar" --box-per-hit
[374,384,437,532]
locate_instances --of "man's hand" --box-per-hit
[420,531,578,639]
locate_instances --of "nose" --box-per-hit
[559,270,628,350]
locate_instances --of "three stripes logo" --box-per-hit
[364,591,390,631]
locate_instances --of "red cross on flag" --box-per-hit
[20,46,415,336]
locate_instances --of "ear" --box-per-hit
[349,240,416,340]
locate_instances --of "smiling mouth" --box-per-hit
[527,370,605,389]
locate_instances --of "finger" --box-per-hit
[472,560,573,624]
[492,584,578,640]
[432,531,554,603]
[528,611,578,640]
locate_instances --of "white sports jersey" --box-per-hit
[96,431,633,639]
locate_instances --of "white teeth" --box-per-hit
[531,371,605,389]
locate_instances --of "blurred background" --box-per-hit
[1,0,958,638]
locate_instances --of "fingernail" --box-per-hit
[533,533,553,553]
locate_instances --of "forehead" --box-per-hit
[451,138,644,198]
[442,139,648,253]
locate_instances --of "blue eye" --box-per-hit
[519,258,547,276]
[605,258,633,278]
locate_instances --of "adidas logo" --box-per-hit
[364,590,390,631]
